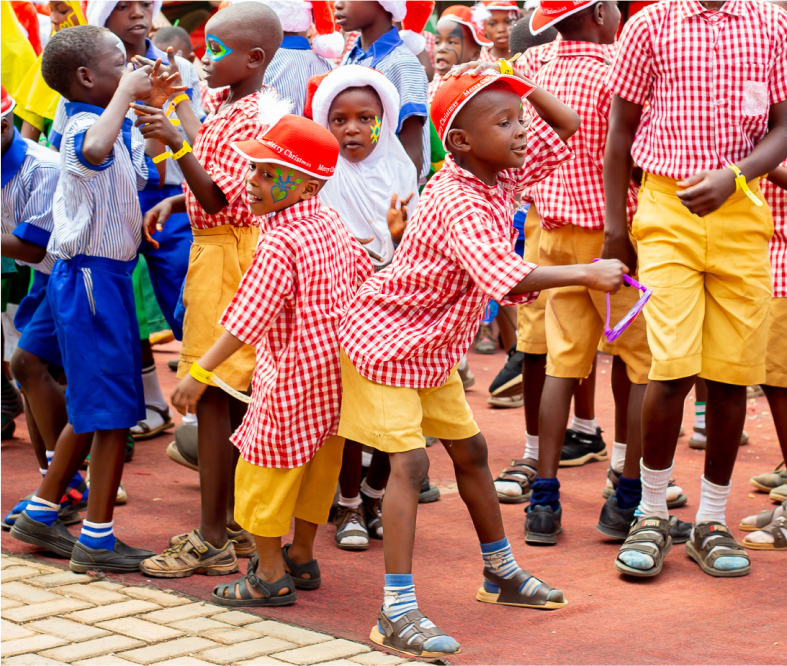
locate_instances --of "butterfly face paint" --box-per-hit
[205,34,233,61]
[271,168,302,202]
[370,116,381,144]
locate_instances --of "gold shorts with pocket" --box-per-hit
[338,350,479,453]
[765,297,787,388]
[516,206,548,355]
[178,225,259,391]
[633,173,773,384]
[540,225,651,384]
[234,436,345,537]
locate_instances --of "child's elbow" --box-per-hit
[563,111,581,141]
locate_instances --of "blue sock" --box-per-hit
[79,520,115,551]
[24,495,59,526]
[480,537,542,597]
[530,477,560,512]
[616,476,642,511]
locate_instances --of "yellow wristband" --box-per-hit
[189,362,213,385]
[498,59,513,76]
[729,164,763,207]
[152,140,192,164]
[171,93,189,107]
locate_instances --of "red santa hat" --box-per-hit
[378,1,435,54]
[471,0,520,29]
[438,5,492,48]
[253,0,344,59]
[86,1,163,27]
[529,1,597,35]
[430,70,534,148]
[1,87,16,118]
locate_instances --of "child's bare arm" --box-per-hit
[398,117,425,176]
[767,165,787,191]
[508,259,627,296]
[81,65,152,166]
[0,236,47,264]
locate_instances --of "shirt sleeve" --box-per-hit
[48,97,67,150]
[129,122,158,192]
[13,163,58,248]
[206,116,256,206]
[508,116,573,191]
[605,11,653,105]
[383,53,429,131]
[63,114,113,179]
[354,241,374,284]
[220,234,293,347]
[447,208,538,304]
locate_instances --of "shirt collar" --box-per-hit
[679,0,746,20]
[281,35,311,51]
[145,38,168,63]
[1,129,28,189]
[347,27,402,68]
[550,40,611,63]
[269,196,323,230]
[64,101,106,118]
[442,155,500,197]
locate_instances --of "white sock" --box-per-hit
[182,412,198,426]
[570,415,597,436]
[694,402,706,430]
[45,450,54,465]
[695,475,729,525]
[360,479,384,499]
[141,364,168,411]
[39,468,48,476]
[637,460,672,520]
[523,432,539,461]
[611,441,627,474]
[338,494,362,509]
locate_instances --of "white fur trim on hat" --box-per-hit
[313,31,345,58]
[86,1,163,27]
[257,87,293,133]
[257,0,313,32]
[399,29,425,54]
[471,4,491,30]
[377,1,407,22]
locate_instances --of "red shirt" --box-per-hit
[530,41,637,230]
[606,0,787,180]
[339,118,572,388]
[221,197,373,468]
[185,88,270,230]
[765,162,787,299]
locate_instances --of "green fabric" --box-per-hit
[132,255,168,341]
[1,264,31,314]
[427,116,446,182]
[1,256,18,277]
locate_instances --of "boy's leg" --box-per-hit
[335,439,370,550]
[362,449,390,539]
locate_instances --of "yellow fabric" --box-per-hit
[234,436,345,537]
[765,298,787,389]
[540,225,651,384]
[177,225,259,391]
[338,349,479,452]
[516,206,547,355]
[633,173,773,384]
[1,3,37,100]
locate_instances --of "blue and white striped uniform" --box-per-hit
[1,129,59,275]
[343,28,430,181]
[264,35,334,116]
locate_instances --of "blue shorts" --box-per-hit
[15,269,48,332]
[48,256,144,434]
[513,205,529,259]
[17,274,63,368]
[138,185,192,340]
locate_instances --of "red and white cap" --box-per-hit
[232,114,339,179]
[438,5,492,48]
[472,0,520,27]
[529,1,597,35]
[430,70,534,147]
[378,1,435,54]
[1,86,15,118]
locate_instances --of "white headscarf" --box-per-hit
[312,65,419,267]
[86,1,164,27]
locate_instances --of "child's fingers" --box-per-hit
[401,191,414,206]
[390,192,398,209]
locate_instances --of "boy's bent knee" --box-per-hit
[390,449,429,491]
[449,433,489,470]
[10,348,48,386]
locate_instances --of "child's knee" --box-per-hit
[10,348,45,387]
[452,433,489,470]
[392,449,430,491]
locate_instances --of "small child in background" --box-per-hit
[153,25,195,61]
[170,112,372,607]
[473,0,519,62]
[306,65,418,550]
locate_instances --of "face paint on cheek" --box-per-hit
[370,117,381,144]
[271,168,303,202]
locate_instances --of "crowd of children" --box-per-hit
[2,0,786,659]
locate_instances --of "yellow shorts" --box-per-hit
[516,206,548,355]
[633,173,773,384]
[765,298,787,388]
[338,350,479,453]
[234,436,344,537]
[178,225,259,391]
[540,225,651,384]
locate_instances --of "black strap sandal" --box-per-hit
[685,521,751,577]
[477,568,567,609]
[370,608,460,658]
[614,516,672,577]
[495,460,536,504]
[211,571,297,607]
[247,547,321,590]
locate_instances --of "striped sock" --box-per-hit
[79,520,115,551]
[24,495,59,526]
[481,537,542,597]
[46,450,54,466]
[695,402,706,430]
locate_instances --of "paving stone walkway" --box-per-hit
[1,554,415,666]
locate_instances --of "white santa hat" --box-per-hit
[86,1,164,28]
[378,1,435,55]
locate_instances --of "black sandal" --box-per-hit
[247,546,321,590]
[614,516,672,577]
[212,571,296,607]
[477,568,567,609]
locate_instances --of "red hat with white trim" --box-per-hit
[529,0,597,35]
[438,5,492,48]
[472,0,520,27]
[232,115,340,179]
[430,70,534,147]
[1,86,15,118]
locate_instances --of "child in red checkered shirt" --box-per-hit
[169,113,373,607]
[336,61,627,658]
[130,3,286,579]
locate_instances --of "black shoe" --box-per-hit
[166,424,198,471]
[668,516,692,544]
[559,428,608,467]
[10,513,77,558]
[168,359,179,372]
[525,505,562,545]
[419,476,440,503]
[70,538,156,573]
[596,495,636,540]
[489,347,525,396]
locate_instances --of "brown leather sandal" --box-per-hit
[614,516,672,578]
[370,608,460,658]
[742,516,787,551]
[212,571,296,607]
[495,460,536,504]
[476,568,567,609]
[685,521,750,577]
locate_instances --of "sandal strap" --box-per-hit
[377,609,447,651]
[282,544,320,581]
[692,522,750,566]
[497,461,536,485]
[755,508,777,528]
[214,572,293,601]
[769,517,787,549]
[483,568,553,606]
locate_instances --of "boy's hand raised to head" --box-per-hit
[171,375,208,416]
[132,103,184,148]
[584,259,628,294]
[118,63,154,102]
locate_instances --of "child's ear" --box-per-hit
[299,179,323,200]
[247,47,266,69]
[446,128,471,154]
[75,66,94,89]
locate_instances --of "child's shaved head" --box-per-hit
[209,1,283,55]
[42,25,117,97]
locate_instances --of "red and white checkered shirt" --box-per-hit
[765,161,787,299]
[530,41,637,230]
[606,0,787,180]
[221,197,373,468]
[185,87,271,230]
[479,46,497,63]
[339,118,572,388]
